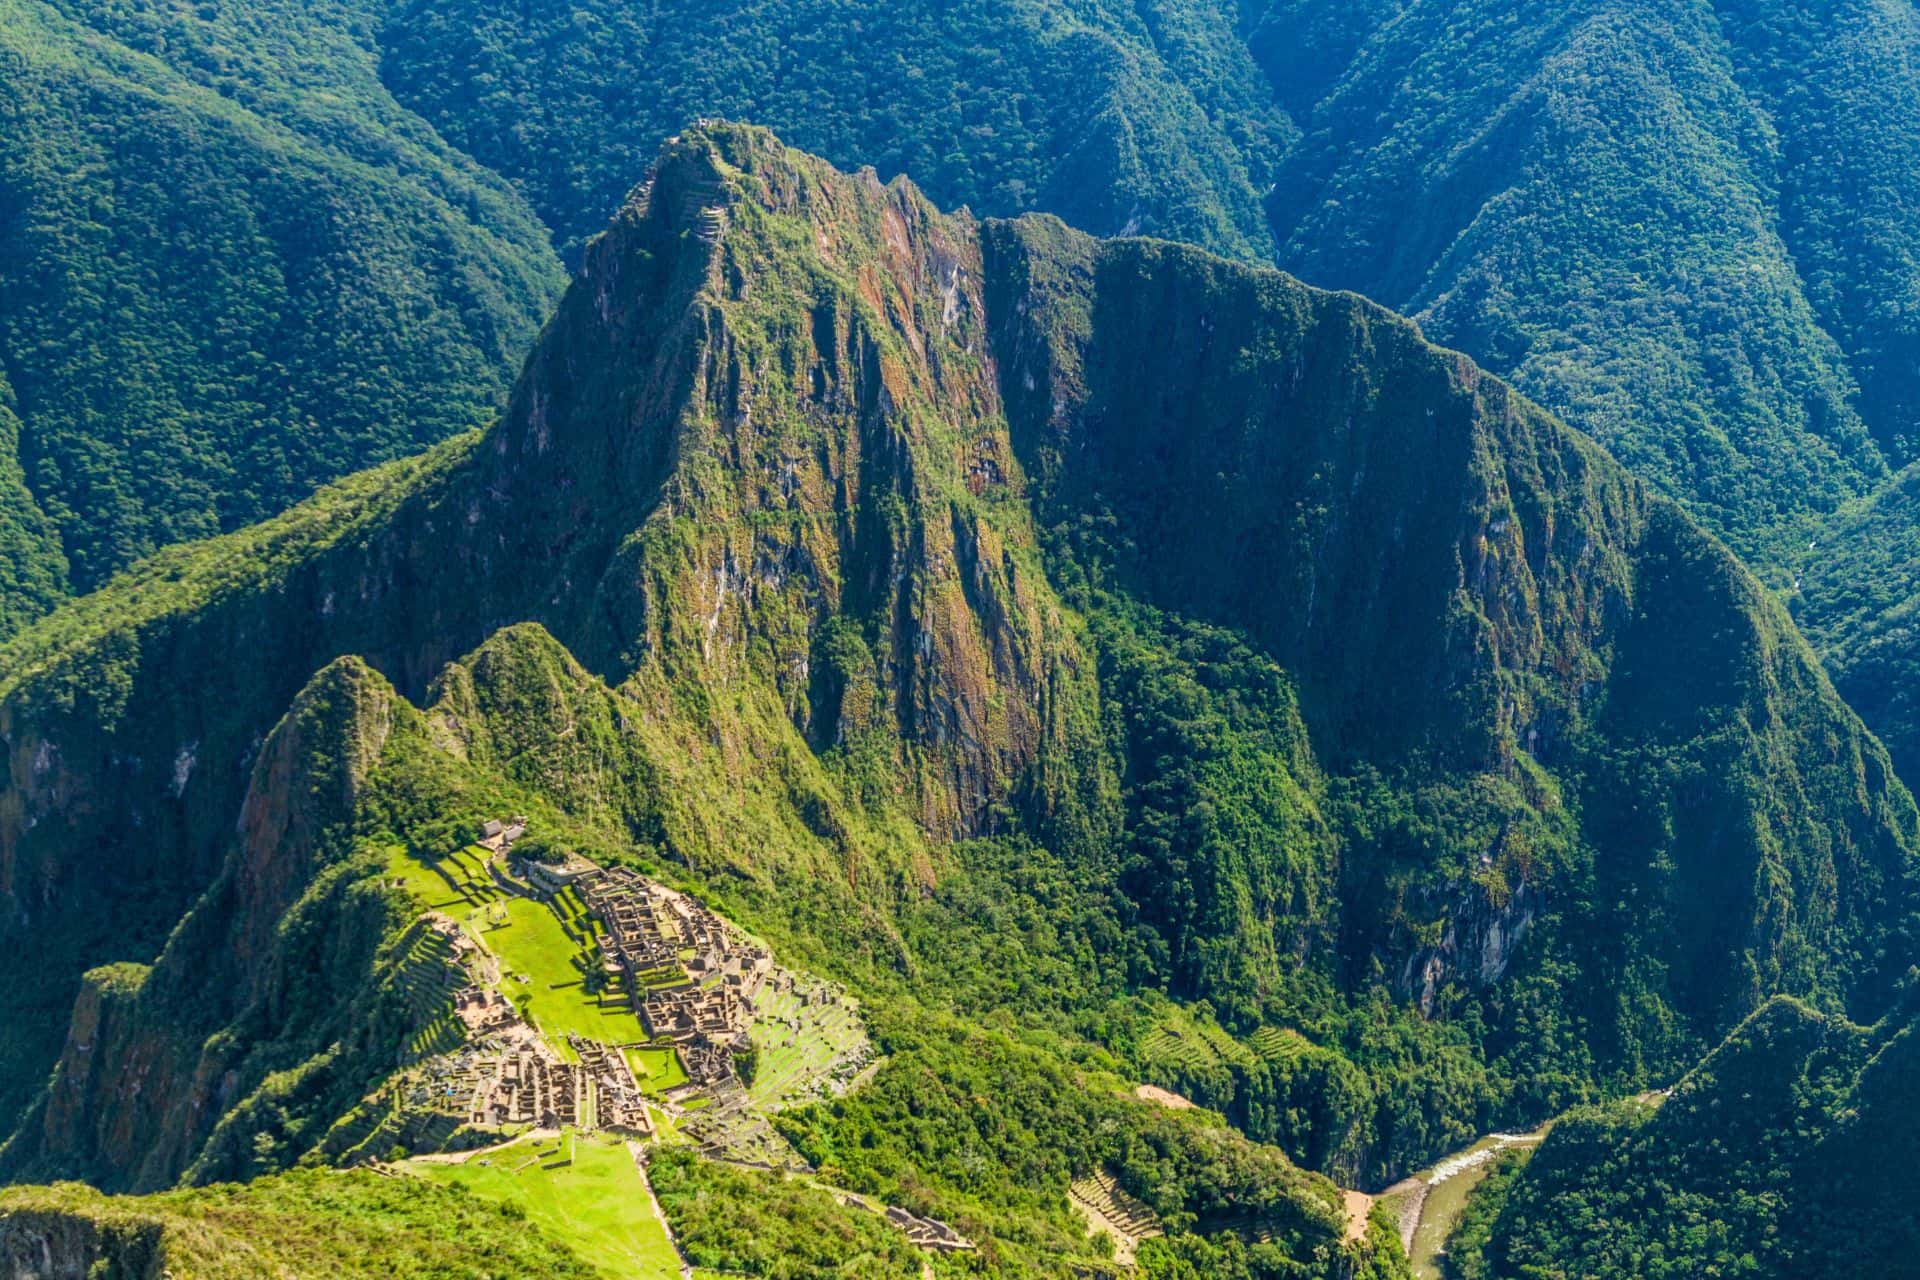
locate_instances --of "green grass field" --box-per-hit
[386,845,645,1057]
[486,898,645,1055]
[624,1047,689,1095]
[387,844,504,912]
[409,1132,681,1280]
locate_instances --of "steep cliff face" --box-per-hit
[985,223,1643,771]
[0,126,1088,1126]
[3,659,402,1188]
[0,126,1915,1189]
[0,1196,161,1280]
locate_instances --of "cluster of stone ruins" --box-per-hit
[371,821,973,1255]
[402,830,856,1146]
[583,866,773,1089]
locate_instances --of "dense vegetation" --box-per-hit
[378,0,1290,265]
[12,0,1920,806]
[777,1016,1408,1279]
[366,0,1920,567]
[2,132,1912,1277]
[0,1169,604,1277]
[1451,993,1920,1280]
[1794,461,1920,785]
[649,1147,925,1279]
[0,0,1913,1267]
[0,0,561,626]
[1258,0,1888,561]
[365,0,1920,782]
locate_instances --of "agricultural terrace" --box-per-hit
[385,844,647,1059]
[746,978,870,1109]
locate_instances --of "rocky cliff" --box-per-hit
[0,125,1914,1187]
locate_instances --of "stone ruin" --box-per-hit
[884,1206,975,1253]
[571,1037,652,1136]
[583,867,773,1083]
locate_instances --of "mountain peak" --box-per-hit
[0,131,1914,1257]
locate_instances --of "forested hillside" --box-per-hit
[367,0,1920,780]
[2,1,1919,1267]
[1,133,1911,1253]
[1445,993,1920,1280]
[377,0,1293,265]
[0,0,562,626]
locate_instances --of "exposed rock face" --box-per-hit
[7,660,398,1188]
[0,125,1915,1184]
[0,1204,160,1279]
[1401,880,1541,1017]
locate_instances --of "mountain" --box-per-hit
[0,0,564,627]
[369,0,1920,552]
[1258,0,1920,785]
[368,0,1920,782]
[0,127,1911,1276]
[377,0,1293,265]
[1445,991,1920,1280]
[14,0,1920,816]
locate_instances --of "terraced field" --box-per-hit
[1136,1007,1259,1076]
[387,844,503,911]
[388,922,469,1061]
[745,981,871,1109]
[1248,1026,1311,1063]
[1069,1168,1163,1265]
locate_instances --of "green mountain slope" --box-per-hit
[14,0,1920,809]
[362,0,1920,794]
[1258,0,1883,560]
[0,1169,608,1278]
[1794,465,1920,791]
[0,0,564,619]
[1,129,1911,1235]
[378,0,1293,265]
[362,0,1920,558]
[1450,992,1920,1279]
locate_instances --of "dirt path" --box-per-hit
[628,1142,693,1280]
[1342,1188,1375,1243]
